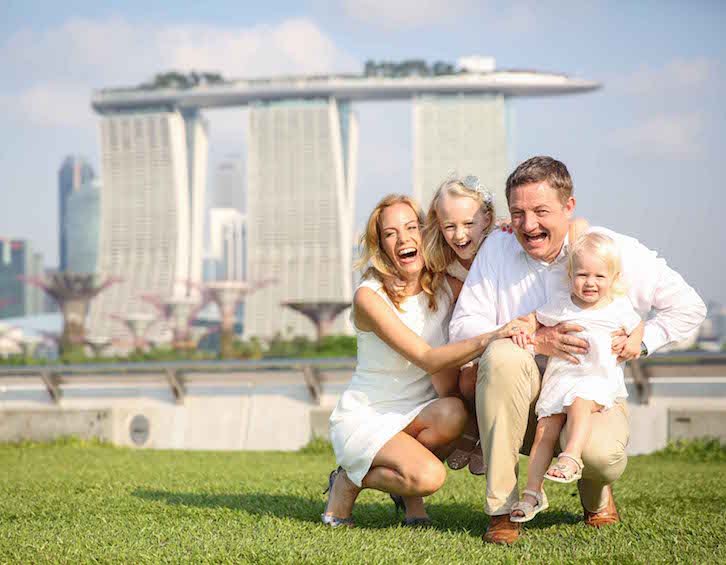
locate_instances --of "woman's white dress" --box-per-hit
[329,277,453,487]
[535,291,642,418]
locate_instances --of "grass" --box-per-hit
[1,440,724,564]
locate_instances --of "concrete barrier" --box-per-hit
[1,354,725,453]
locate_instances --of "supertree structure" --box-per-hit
[281,301,351,345]
[202,279,275,359]
[141,294,203,351]
[19,273,118,356]
[110,312,156,354]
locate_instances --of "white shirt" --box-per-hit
[449,227,707,355]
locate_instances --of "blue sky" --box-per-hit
[1,1,724,305]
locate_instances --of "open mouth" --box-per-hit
[524,232,547,244]
[455,240,472,251]
[397,247,418,264]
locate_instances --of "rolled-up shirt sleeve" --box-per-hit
[611,230,707,355]
[449,237,500,343]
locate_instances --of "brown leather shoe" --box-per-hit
[482,514,520,545]
[583,485,620,528]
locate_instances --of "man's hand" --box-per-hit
[533,323,588,364]
[613,321,645,364]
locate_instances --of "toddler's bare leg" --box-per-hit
[511,414,565,517]
[549,397,602,479]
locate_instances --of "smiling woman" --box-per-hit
[320,194,519,528]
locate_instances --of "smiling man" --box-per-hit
[449,156,706,545]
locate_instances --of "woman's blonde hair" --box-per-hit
[422,176,495,283]
[567,232,627,296]
[355,194,440,311]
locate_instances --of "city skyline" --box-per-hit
[1,2,724,308]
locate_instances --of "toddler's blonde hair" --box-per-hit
[422,177,495,279]
[567,232,627,296]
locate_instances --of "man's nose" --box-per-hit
[523,212,538,232]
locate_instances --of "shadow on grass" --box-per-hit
[132,489,581,533]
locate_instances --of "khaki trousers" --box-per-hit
[476,339,629,516]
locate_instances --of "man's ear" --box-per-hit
[564,196,576,219]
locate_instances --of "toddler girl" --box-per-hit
[510,232,644,523]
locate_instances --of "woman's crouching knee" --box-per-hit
[408,458,447,496]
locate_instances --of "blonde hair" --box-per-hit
[355,194,440,311]
[567,232,627,296]
[422,177,495,282]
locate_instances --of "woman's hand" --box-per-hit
[496,314,536,343]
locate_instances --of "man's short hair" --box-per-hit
[505,156,573,205]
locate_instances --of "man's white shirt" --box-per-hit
[448,227,707,355]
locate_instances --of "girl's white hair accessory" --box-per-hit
[462,175,493,205]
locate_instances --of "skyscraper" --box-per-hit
[87,110,207,344]
[0,239,44,319]
[65,178,100,274]
[213,155,246,212]
[58,156,95,272]
[244,98,357,338]
[208,208,246,281]
[413,94,512,214]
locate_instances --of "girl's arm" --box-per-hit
[354,287,518,375]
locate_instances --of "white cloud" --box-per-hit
[341,0,538,32]
[617,57,717,96]
[1,17,359,129]
[610,112,705,159]
[342,0,463,29]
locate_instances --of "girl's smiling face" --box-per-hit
[437,192,492,264]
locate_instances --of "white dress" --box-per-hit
[329,277,453,487]
[535,291,642,419]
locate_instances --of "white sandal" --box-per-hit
[544,453,584,484]
[510,489,549,523]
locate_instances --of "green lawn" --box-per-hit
[1,440,724,564]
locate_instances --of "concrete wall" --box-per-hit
[0,370,351,451]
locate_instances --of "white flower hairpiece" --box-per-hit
[461,175,493,205]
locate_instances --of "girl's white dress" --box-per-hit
[535,291,642,419]
[329,277,453,487]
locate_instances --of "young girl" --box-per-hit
[509,232,644,523]
[421,175,496,473]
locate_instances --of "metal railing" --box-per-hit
[1,352,725,406]
[0,357,357,406]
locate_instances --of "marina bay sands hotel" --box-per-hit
[88,59,598,342]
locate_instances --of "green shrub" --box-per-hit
[297,436,334,455]
[654,437,726,462]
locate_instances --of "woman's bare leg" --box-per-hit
[511,414,565,518]
[323,397,467,520]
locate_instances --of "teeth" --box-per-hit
[398,248,416,257]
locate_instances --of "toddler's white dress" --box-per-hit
[330,277,453,487]
[535,291,642,419]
